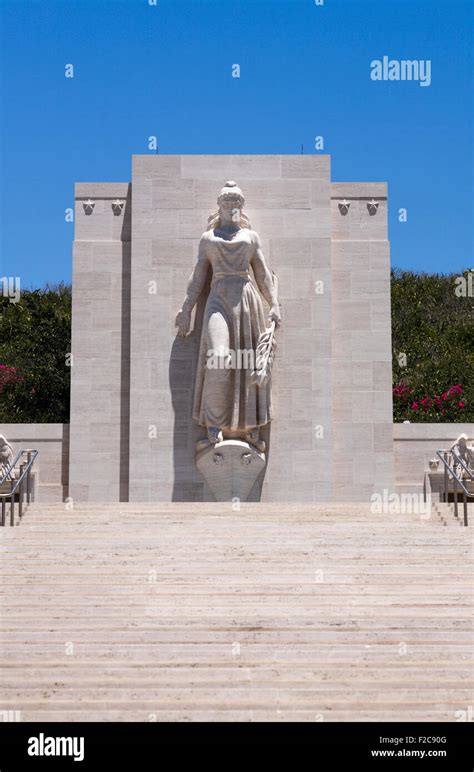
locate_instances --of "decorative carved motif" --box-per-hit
[0,434,14,480]
[112,200,125,216]
[196,440,266,502]
[83,199,95,215]
[451,433,474,475]
[338,199,350,216]
[367,199,379,216]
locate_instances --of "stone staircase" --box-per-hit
[1,502,472,722]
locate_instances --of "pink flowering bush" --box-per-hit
[391,269,472,422]
[393,382,466,422]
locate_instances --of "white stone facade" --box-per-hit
[67,155,395,502]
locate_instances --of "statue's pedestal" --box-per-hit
[196,440,266,502]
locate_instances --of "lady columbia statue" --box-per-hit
[175,181,281,453]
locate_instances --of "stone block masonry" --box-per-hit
[69,156,394,502]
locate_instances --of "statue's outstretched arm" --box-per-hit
[251,235,281,326]
[175,238,210,337]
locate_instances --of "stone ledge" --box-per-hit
[331,182,387,198]
[75,183,130,199]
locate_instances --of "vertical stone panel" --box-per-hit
[69,183,131,501]
[129,155,333,502]
[70,158,394,503]
[331,182,394,500]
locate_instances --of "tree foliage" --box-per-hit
[0,284,71,422]
[391,269,473,422]
[0,272,471,423]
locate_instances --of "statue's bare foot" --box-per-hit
[245,428,266,453]
[207,426,223,444]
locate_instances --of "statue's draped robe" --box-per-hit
[190,228,272,431]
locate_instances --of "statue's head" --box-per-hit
[208,181,251,230]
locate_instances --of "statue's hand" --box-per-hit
[175,308,191,337]
[269,305,281,328]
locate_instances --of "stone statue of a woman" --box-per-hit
[175,181,281,452]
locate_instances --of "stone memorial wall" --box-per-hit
[68,155,394,502]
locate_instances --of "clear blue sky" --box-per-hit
[0,0,472,287]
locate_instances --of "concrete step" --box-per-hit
[1,502,472,722]
[7,708,465,722]
[432,505,469,527]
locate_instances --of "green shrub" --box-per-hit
[391,269,473,422]
[0,271,472,423]
[0,284,71,423]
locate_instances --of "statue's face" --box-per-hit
[219,198,242,226]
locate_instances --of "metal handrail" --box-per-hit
[439,446,474,488]
[0,450,38,526]
[436,449,472,527]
